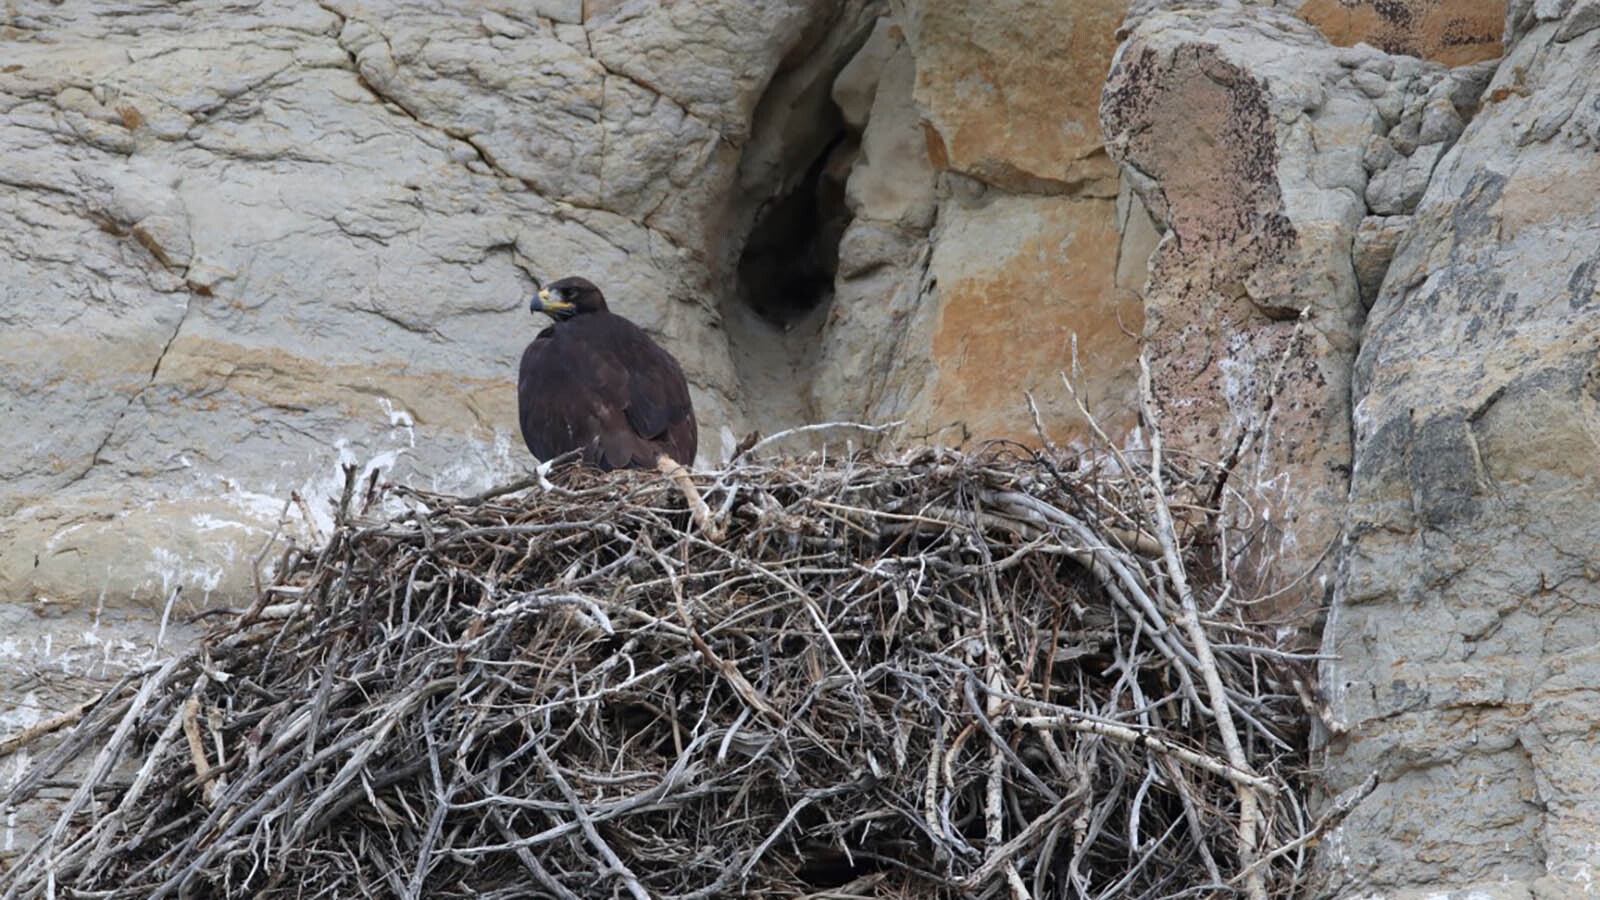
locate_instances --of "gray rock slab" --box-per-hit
[1321,10,1600,895]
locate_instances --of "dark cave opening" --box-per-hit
[716,3,880,446]
[735,128,854,329]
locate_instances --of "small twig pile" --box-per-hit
[2,440,1330,899]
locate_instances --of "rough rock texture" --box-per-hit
[1089,7,1600,896]
[814,0,1144,447]
[0,0,852,610]
[1101,6,1387,614]
[1319,2,1600,894]
[909,2,1122,195]
[1296,0,1507,65]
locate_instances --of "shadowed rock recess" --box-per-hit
[8,0,1600,895]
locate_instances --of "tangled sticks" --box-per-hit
[1,445,1329,899]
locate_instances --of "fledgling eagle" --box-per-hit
[517,276,697,471]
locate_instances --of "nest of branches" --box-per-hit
[1,440,1335,899]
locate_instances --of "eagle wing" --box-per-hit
[613,319,696,468]
[620,330,694,438]
[518,315,697,471]
[517,326,590,463]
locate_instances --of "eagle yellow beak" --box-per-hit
[532,288,574,316]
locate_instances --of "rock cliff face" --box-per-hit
[5,0,1600,895]
[1103,7,1373,615]
[1099,1,1600,895]
[0,0,1140,612]
[1,0,773,607]
[1320,3,1600,894]
[1099,0,1508,617]
[816,0,1141,450]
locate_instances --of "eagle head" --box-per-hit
[532,276,608,321]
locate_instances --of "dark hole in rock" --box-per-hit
[736,129,854,329]
[718,3,879,444]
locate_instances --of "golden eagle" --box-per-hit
[517,276,697,471]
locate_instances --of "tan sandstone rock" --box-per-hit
[0,0,837,612]
[815,0,1140,449]
[1101,6,1379,618]
[923,194,1138,447]
[905,0,1124,195]
[1297,0,1507,66]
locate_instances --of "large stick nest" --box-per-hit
[1,445,1327,899]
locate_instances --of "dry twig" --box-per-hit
[2,444,1322,899]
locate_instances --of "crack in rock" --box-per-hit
[318,5,714,266]
[317,6,522,188]
[80,293,194,479]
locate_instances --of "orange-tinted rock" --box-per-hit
[815,4,1140,452]
[926,195,1141,447]
[905,0,1125,195]
[1102,13,1375,620]
[1298,0,1506,66]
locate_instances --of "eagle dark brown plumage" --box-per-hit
[517,276,697,471]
